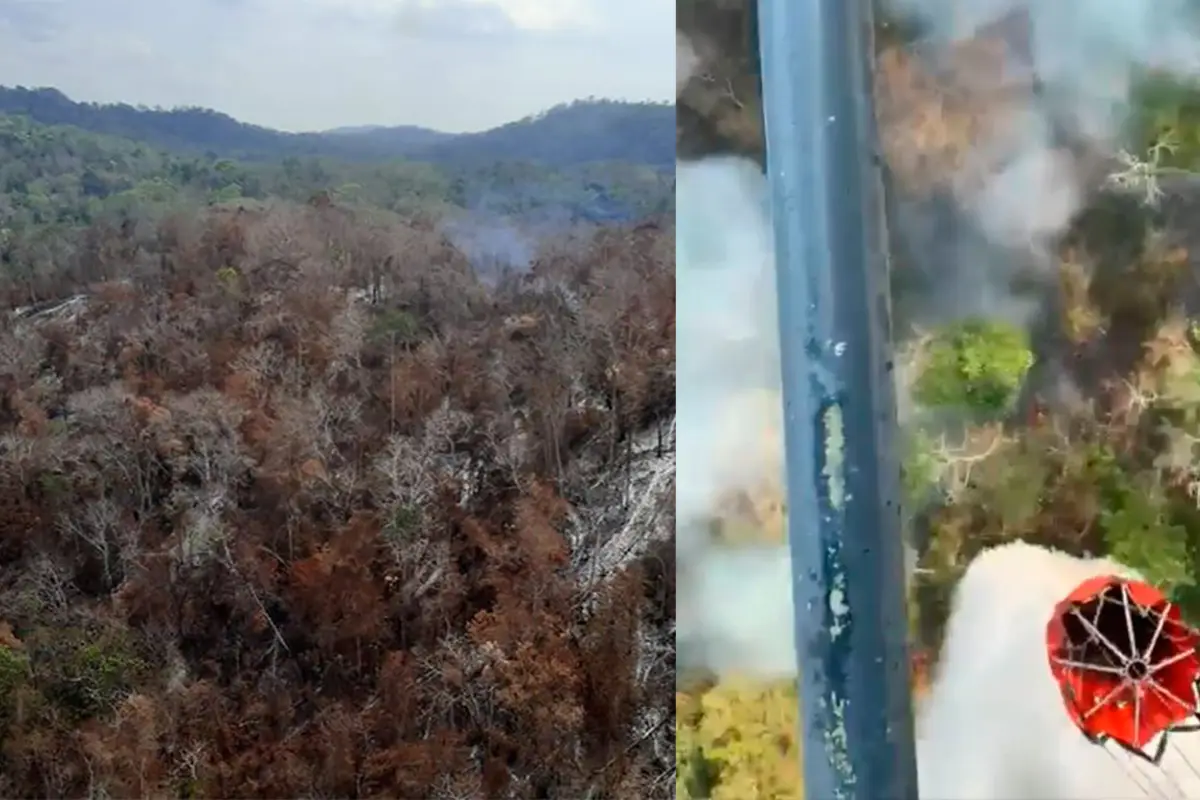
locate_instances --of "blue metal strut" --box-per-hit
[756,0,920,797]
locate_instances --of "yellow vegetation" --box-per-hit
[677,680,802,800]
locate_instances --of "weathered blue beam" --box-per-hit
[755,0,920,797]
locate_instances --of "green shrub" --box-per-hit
[900,429,939,511]
[913,319,1033,417]
[0,645,30,721]
[36,470,72,502]
[1127,73,1200,170]
[370,309,422,346]
[29,626,145,720]
[383,502,424,542]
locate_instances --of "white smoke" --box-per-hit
[894,0,1200,125]
[677,31,701,93]
[964,123,1080,248]
[681,545,797,678]
[675,155,798,678]
[888,0,1200,296]
[675,157,779,541]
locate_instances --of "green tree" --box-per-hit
[913,319,1034,417]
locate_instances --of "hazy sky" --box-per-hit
[0,0,675,133]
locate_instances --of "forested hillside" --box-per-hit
[0,92,676,796]
[0,112,674,306]
[678,1,1200,797]
[0,87,675,169]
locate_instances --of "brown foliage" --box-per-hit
[0,203,675,797]
[875,11,1037,196]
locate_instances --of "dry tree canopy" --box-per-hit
[875,11,1038,196]
[0,136,677,797]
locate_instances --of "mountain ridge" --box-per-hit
[0,86,674,168]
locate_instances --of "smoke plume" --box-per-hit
[677,31,700,93]
[675,155,797,678]
[883,0,1200,332]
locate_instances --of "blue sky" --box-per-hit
[0,0,675,132]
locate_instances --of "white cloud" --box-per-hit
[0,0,673,132]
[484,0,599,31]
[363,0,601,33]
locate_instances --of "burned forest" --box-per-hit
[0,104,676,798]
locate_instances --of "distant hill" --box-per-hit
[323,125,389,134]
[322,124,456,151]
[419,102,674,169]
[0,86,674,169]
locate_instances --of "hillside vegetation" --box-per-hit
[0,112,674,307]
[0,87,675,169]
[677,2,1200,797]
[0,94,676,797]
